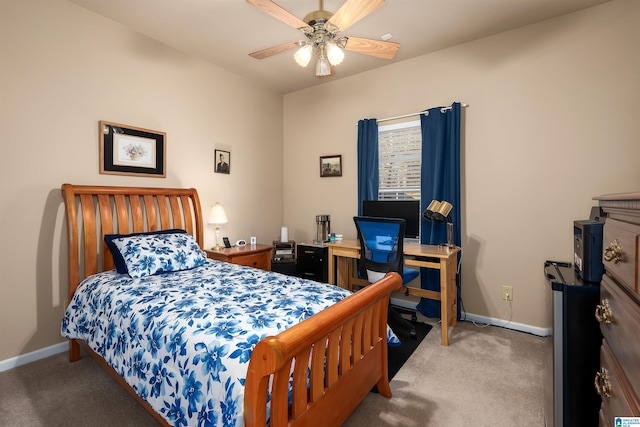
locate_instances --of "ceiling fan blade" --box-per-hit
[246,0,312,31]
[327,0,384,33]
[249,41,299,59]
[345,36,399,60]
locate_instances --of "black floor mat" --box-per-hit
[387,317,432,381]
[372,314,432,393]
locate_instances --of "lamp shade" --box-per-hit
[423,200,440,221]
[294,44,313,67]
[432,201,453,222]
[423,199,453,222]
[326,42,344,66]
[208,203,228,225]
[316,57,331,76]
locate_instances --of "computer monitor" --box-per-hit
[361,200,421,239]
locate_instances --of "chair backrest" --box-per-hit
[353,216,406,282]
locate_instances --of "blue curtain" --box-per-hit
[417,102,461,319]
[357,119,379,215]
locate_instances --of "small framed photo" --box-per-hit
[215,149,230,174]
[99,120,166,177]
[320,155,342,177]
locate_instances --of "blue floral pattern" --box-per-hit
[110,232,207,279]
[61,260,356,427]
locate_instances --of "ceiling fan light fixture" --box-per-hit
[316,56,331,77]
[248,0,399,78]
[294,44,313,67]
[326,41,344,66]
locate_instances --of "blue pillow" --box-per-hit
[105,229,188,274]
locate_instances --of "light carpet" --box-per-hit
[0,319,545,426]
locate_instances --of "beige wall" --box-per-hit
[2,0,638,363]
[283,0,640,329]
[0,1,284,361]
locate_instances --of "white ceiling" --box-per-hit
[69,0,612,94]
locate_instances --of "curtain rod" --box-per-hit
[358,103,468,125]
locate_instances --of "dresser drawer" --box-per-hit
[597,340,640,421]
[205,244,273,271]
[603,219,639,293]
[233,252,269,270]
[599,274,640,398]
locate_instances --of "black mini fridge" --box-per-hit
[544,261,601,427]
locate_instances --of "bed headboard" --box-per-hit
[61,184,204,299]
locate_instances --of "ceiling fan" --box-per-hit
[246,0,399,77]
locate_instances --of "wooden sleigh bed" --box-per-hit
[61,183,400,427]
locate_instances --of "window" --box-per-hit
[378,120,421,201]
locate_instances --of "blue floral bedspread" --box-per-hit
[61,259,355,427]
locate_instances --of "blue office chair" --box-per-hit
[353,216,420,338]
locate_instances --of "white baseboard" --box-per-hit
[0,341,68,373]
[463,312,551,337]
[390,297,551,337]
[1,302,552,373]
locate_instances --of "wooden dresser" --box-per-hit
[205,244,274,271]
[593,192,640,424]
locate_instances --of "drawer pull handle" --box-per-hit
[594,368,611,397]
[595,299,613,324]
[603,239,623,264]
[252,261,257,266]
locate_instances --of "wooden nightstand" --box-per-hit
[205,244,274,271]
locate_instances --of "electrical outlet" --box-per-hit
[502,286,513,301]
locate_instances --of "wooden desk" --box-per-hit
[326,239,460,346]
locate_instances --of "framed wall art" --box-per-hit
[320,155,342,177]
[215,149,230,174]
[99,120,166,177]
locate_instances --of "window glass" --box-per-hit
[378,120,421,201]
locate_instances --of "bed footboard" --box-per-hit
[244,272,401,427]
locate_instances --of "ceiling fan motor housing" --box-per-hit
[303,9,333,27]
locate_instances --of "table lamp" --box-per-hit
[423,199,455,248]
[208,203,228,250]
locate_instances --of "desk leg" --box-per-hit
[448,258,458,329]
[336,257,351,291]
[328,249,335,285]
[439,257,458,346]
[328,249,353,290]
[437,258,449,346]
[440,261,449,346]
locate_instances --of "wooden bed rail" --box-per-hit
[244,272,401,427]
